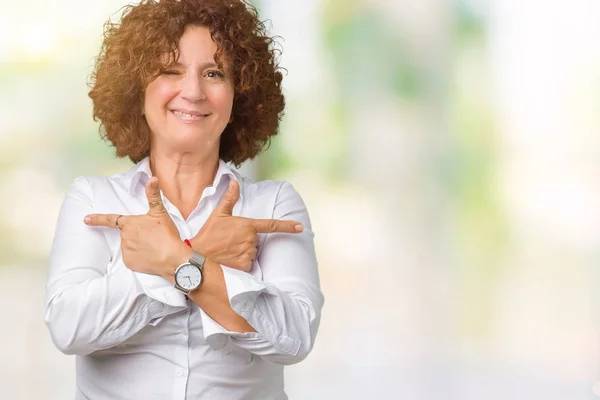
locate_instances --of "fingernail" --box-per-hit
[229,181,234,191]
[84,216,91,224]
[295,224,303,232]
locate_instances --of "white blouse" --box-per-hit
[44,157,324,399]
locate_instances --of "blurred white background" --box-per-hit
[1,0,600,399]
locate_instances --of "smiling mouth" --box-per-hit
[171,109,210,123]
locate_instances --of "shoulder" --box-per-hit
[65,173,131,203]
[235,172,303,204]
[234,172,307,220]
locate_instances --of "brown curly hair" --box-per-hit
[88,0,285,166]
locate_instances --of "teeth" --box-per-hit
[173,110,198,118]
[172,110,207,120]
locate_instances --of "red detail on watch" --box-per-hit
[184,239,192,247]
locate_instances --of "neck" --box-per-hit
[148,150,220,220]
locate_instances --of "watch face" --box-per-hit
[175,263,202,291]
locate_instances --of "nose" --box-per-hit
[180,72,206,102]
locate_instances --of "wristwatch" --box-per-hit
[174,252,205,295]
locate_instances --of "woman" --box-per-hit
[44,0,324,398]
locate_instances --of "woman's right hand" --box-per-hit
[190,180,303,272]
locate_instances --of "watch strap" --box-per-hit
[188,252,205,270]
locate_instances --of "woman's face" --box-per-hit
[144,25,234,156]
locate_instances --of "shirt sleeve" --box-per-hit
[44,177,185,356]
[200,181,325,365]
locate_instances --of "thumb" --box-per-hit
[215,179,239,216]
[145,177,166,215]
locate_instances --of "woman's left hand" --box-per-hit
[84,177,189,280]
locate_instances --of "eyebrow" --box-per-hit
[170,61,220,69]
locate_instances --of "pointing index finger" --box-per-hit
[251,219,303,234]
[84,214,123,229]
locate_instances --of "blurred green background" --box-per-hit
[2,0,600,399]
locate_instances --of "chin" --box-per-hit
[153,128,220,153]
[174,138,219,155]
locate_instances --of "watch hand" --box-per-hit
[186,276,192,286]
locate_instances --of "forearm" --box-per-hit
[45,268,179,355]
[188,260,255,333]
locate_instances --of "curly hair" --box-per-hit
[88,0,285,166]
